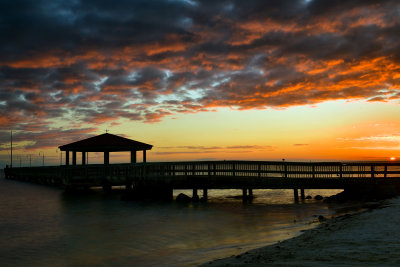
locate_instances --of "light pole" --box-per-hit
[27,154,31,167]
[10,130,12,168]
[39,151,44,166]
[56,149,62,165]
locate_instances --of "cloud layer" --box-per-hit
[1,0,400,133]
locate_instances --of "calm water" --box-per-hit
[0,174,354,267]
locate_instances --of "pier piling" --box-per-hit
[203,188,208,200]
[294,189,299,202]
[248,189,253,201]
[103,183,112,193]
[242,188,248,201]
[192,188,199,202]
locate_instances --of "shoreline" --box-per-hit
[199,199,393,266]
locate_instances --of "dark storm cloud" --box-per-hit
[1,0,400,149]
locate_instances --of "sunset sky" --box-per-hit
[1,0,400,166]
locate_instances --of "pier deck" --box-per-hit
[4,161,400,200]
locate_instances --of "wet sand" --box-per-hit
[200,198,400,266]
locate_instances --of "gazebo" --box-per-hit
[58,133,153,166]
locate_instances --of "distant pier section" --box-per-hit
[4,133,400,201]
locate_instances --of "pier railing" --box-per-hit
[138,161,400,179]
[5,161,400,183]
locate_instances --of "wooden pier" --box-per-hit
[4,160,400,201]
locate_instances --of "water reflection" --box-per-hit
[1,179,349,267]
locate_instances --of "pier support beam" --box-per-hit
[192,188,199,202]
[294,189,299,202]
[203,188,208,201]
[143,150,147,163]
[300,189,305,200]
[72,151,76,166]
[103,183,112,193]
[242,188,253,202]
[242,188,248,201]
[248,189,253,199]
[125,180,132,192]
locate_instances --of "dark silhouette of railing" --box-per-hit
[134,161,400,179]
[5,161,400,189]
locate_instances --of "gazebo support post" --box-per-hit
[131,150,137,164]
[104,151,109,165]
[143,150,146,163]
[65,151,69,166]
[58,133,153,194]
[103,151,111,192]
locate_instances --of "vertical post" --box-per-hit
[125,181,132,192]
[143,150,146,163]
[104,151,109,165]
[232,162,235,177]
[131,150,137,164]
[300,189,305,200]
[242,188,248,200]
[371,165,375,178]
[104,151,110,181]
[65,150,70,166]
[312,164,315,178]
[203,188,208,200]
[39,152,45,166]
[339,164,343,178]
[384,165,387,178]
[248,189,253,198]
[192,188,199,202]
[82,151,86,165]
[72,151,76,166]
[103,183,112,193]
[284,163,288,178]
[10,130,12,168]
[293,189,299,202]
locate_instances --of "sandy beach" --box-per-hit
[200,197,400,266]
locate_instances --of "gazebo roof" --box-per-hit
[58,133,153,152]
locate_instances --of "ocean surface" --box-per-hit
[0,172,361,267]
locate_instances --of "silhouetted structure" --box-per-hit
[58,133,152,165]
[4,160,400,201]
